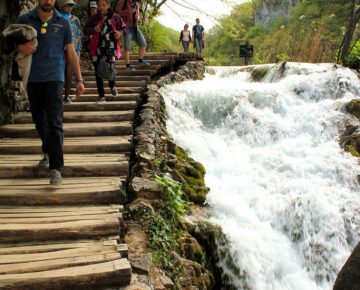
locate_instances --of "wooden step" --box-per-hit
[82,75,150,82]
[0,122,132,138]
[0,153,129,178]
[0,176,126,205]
[81,69,156,76]
[81,87,143,94]
[70,94,140,103]
[0,259,131,289]
[114,59,170,65]
[64,101,137,112]
[77,80,146,88]
[0,136,132,154]
[0,240,128,273]
[13,111,135,124]
[0,205,123,243]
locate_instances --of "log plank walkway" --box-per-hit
[0,53,185,289]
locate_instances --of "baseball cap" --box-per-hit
[89,1,97,8]
[62,0,76,7]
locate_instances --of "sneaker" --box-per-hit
[96,97,106,103]
[110,87,118,96]
[38,154,49,167]
[64,97,72,104]
[126,64,136,70]
[49,169,62,185]
[138,59,150,66]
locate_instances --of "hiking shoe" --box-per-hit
[110,87,118,96]
[49,169,62,185]
[138,59,150,66]
[38,154,49,167]
[96,97,106,103]
[126,64,136,70]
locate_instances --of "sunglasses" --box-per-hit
[40,21,48,34]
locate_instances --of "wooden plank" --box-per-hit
[0,252,121,274]
[0,259,132,289]
[0,241,127,256]
[0,177,124,186]
[0,243,120,264]
[0,205,122,213]
[13,111,135,124]
[0,122,133,138]
[0,212,122,224]
[0,153,129,178]
[0,240,118,254]
[0,218,120,243]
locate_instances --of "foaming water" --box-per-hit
[160,63,360,290]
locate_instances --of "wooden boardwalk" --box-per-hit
[0,54,178,289]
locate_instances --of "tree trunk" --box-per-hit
[0,0,20,125]
[338,0,360,65]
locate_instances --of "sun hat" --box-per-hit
[89,1,97,8]
[62,0,76,7]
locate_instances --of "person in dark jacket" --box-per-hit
[179,24,191,53]
[84,0,127,102]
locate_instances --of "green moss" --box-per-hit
[346,99,360,120]
[250,66,269,82]
[173,147,209,205]
[345,144,360,157]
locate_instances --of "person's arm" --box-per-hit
[191,28,194,42]
[113,14,128,39]
[16,42,37,56]
[179,30,183,43]
[202,26,205,41]
[66,42,85,96]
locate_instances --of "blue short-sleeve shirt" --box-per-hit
[18,8,73,83]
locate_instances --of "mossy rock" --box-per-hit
[250,66,269,82]
[346,99,360,120]
[174,146,209,205]
[345,144,360,157]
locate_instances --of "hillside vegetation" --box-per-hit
[205,0,359,66]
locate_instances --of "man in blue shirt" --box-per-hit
[17,0,85,184]
[192,18,205,54]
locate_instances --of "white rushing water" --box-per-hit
[160,63,360,290]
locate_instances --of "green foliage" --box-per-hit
[347,40,360,68]
[155,174,188,218]
[205,0,356,65]
[141,20,181,53]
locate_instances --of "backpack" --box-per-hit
[96,56,117,80]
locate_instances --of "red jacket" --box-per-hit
[84,10,127,59]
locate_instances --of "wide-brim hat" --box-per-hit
[62,0,76,7]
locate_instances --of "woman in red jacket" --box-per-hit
[84,0,127,102]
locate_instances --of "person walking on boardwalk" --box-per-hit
[60,0,82,103]
[179,24,191,53]
[192,18,205,54]
[84,0,127,102]
[16,0,85,184]
[116,0,150,70]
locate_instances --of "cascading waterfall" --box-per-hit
[160,63,360,290]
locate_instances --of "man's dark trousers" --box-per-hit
[27,81,64,171]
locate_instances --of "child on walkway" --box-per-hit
[84,0,127,102]
[179,24,191,53]
[60,0,82,103]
